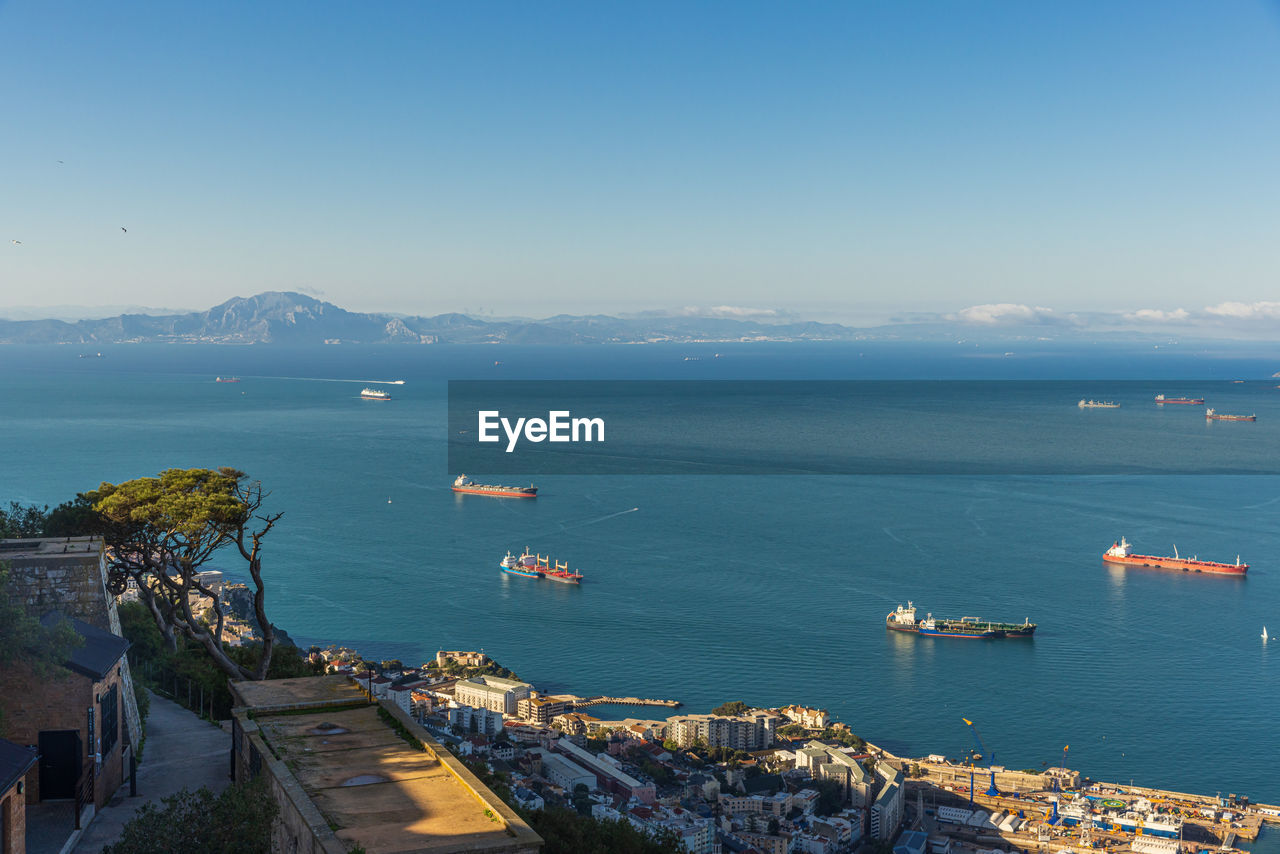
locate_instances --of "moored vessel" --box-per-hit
[452,475,537,498]
[1078,399,1119,408]
[541,557,584,585]
[500,550,543,579]
[1102,537,1247,575]
[886,602,1035,638]
[1154,394,1204,405]
[361,387,391,400]
[500,549,584,584]
[1205,408,1255,421]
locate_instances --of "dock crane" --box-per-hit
[962,718,1000,805]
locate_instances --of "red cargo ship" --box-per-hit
[452,475,537,498]
[1103,537,1247,575]
[1154,394,1204,405]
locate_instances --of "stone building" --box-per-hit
[0,538,139,817]
[0,537,141,747]
[435,649,489,668]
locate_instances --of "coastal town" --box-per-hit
[1,532,1277,854]
[312,646,1276,854]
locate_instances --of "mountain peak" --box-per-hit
[0,292,866,345]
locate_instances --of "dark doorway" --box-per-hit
[37,730,82,800]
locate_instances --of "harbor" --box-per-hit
[554,694,683,710]
[898,751,1274,854]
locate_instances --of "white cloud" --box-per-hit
[679,305,782,319]
[951,303,1058,325]
[1125,308,1190,323]
[1202,301,1280,320]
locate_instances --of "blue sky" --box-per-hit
[1,1,1278,325]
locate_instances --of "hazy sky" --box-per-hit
[1,1,1278,322]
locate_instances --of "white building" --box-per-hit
[512,786,544,811]
[542,752,596,792]
[448,703,505,737]
[555,738,656,804]
[812,745,873,808]
[648,813,716,854]
[388,684,414,714]
[813,814,861,849]
[719,792,793,817]
[870,764,904,840]
[454,675,533,715]
[666,710,781,750]
[794,834,834,854]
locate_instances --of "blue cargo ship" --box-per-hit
[886,602,1036,639]
[500,550,543,579]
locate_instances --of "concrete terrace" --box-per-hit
[234,676,541,854]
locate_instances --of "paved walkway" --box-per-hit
[25,801,78,854]
[70,691,231,853]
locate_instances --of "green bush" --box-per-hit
[103,777,277,854]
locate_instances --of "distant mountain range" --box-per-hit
[0,292,872,345]
[0,291,1255,345]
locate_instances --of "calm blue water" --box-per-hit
[2,342,1278,818]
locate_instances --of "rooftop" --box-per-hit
[461,676,532,692]
[555,739,647,790]
[232,675,370,708]
[0,536,102,559]
[234,675,540,854]
[0,737,38,794]
[40,611,130,680]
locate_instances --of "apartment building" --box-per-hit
[666,710,780,750]
[454,675,532,716]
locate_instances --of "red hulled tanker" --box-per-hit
[1103,537,1247,575]
[452,475,538,498]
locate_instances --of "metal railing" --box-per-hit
[74,761,95,829]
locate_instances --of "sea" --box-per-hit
[2,340,1278,836]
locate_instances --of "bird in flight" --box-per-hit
[121,227,127,233]
[10,240,20,245]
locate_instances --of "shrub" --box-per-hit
[103,777,277,854]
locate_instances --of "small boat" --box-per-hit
[1264,627,1270,642]
[361,387,392,401]
[216,376,241,383]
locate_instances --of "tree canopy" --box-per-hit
[710,700,750,717]
[88,467,281,682]
[0,496,104,539]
